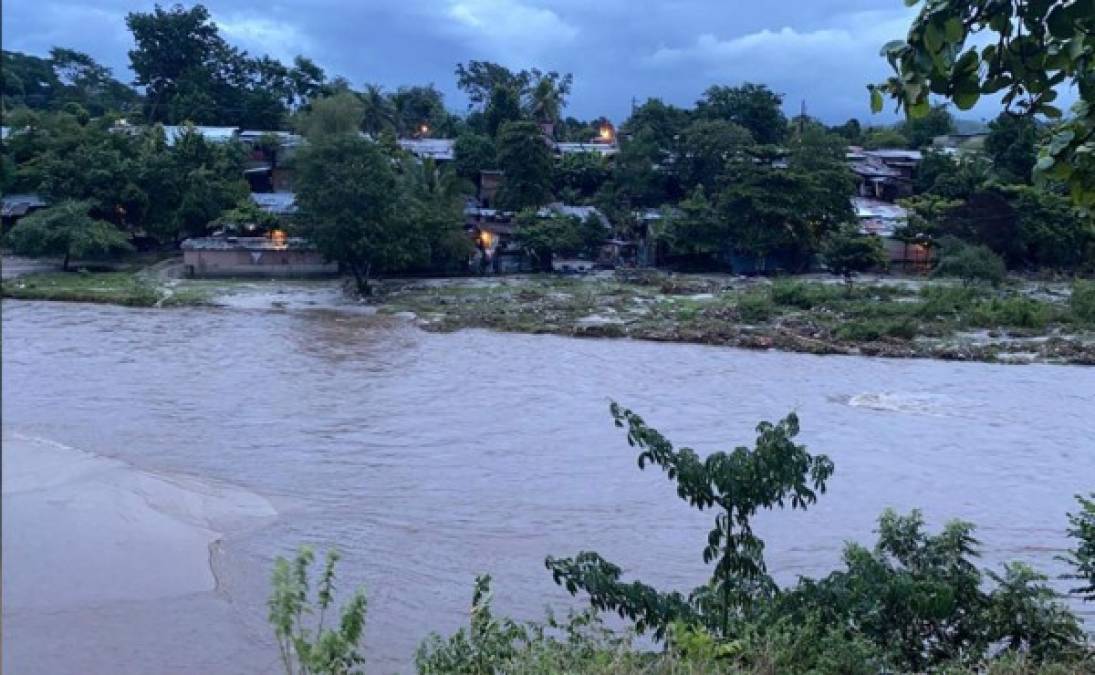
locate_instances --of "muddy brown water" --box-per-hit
[3,299,1094,673]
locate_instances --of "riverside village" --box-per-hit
[2,1,1095,673]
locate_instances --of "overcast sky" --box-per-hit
[2,0,1007,125]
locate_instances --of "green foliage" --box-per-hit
[513,210,589,270]
[835,317,918,341]
[820,224,888,286]
[294,135,414,293]
[932,239,1007,286]
[1071,281,1095,324]
[696,83,787,145]
[873,0,1094,208]
[674,118,753,191]
[898,104,956,149]
[453,133,497,186]
[659,185,725,259]
[268,546,367,675]
[1061,493,1095,601]
[495,120,554,210]
[6,200,133,269]
[214,198,280,234]
[862,127,910,149]
[735,293,774,323]
[295,92,365,141]
[984,563,1084,662]
[985,112,1039,184]
[547,403,833,640]
[552,151,611,200]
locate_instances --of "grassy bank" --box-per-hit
[1,270,209,307]
[377,272,1095,365]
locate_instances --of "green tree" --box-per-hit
[660,185,726,260]
[295,135,418,294]
[357,83,395,137]
[620,98,691,150]
[898,103,955,149]
[821,224,888,289]
[214,197,279,234]
[526,71,573,130]
[552,151,611,199]
[295,92,365,141]
[932,238,1007,286]
[872,0,1094,208]
[453,133,497,189]
[674,118,753,191]
[495,120,553,211]
[400,158,474,274]
[829,118,864,144]
[483,84,524,138]
[268,546,367,675]
[1062,493,1095,601]
[512,209,582,271]
[547,402,833,640]
[696,83,788,145]
[984,112,1039,184]
[6,200,133,270]
[862,127,910,149]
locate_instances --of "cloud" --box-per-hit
[215,14,314,62]
[441,0,578,61]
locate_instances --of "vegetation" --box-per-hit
[932,238,1008,286]
[820,224,888,289]
[873,0,1094,209]
[0,270,207,306]
[268,547,367,675]
[6,200,133,270]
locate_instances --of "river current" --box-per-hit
[3,299,1093,673]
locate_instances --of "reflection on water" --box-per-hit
[3,299,1094,673]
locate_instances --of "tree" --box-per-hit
[871,0,1094,208]
[821,224,888,290]
[621,98,691,150]
[660,185,725,261]
[389,85,448,136]
[1062,494,1095,601]
[830,118,864,144]
[898,104,955,149]
[984,112,1039,183]
[696,83,788,145]
[400,158,474,274]
[358,83,394,136]
[674,118,753,191]
[552,151,611,200]
[547,402,833,640]
[495,120,553,211]
[295,92,364,141]
[294,135,417,294]
[483,84,524,138]
[454,61,531,110]
[932,238,1007,286]
[214,197,279,234]
[512,209,583,270]
[453,133,497,189]
[268,546,367,675]
[125,4,229,123]
[862,127,910,149]
[6,200,133,270]
[526,71,573,129]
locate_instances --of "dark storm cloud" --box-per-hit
[2,0,1002,124]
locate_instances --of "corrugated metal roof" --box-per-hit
[1,193,47,218]
[181,236,315,251]
[555,142,618,157]
[250,192,297,215]
[162,125,239,146]
[398,138,455,161]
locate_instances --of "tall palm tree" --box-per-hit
[358,83,394,137]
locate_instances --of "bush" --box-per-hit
[736,293,774,322]
[916,285,981,318]
[933,240,1007,286]
[1071,280,1095,324]
[970,297,1052,329]
[835,318,918,342]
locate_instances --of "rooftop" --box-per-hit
[1,193,47,218]
[398,138,455,161]
[555,142,618,157]
[162,125,239,146]
[181,235,316,251]
[251,192,297,215]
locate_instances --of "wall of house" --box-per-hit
[183,249,338,277]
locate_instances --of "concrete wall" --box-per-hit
[183,249,338,278]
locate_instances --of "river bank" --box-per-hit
[4,260,1094,364]
[376,272,1095,365]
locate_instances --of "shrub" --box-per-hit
[736,293,774,323]
[970,297,1052,329]
[835,318,918,342]
[932,241,1007,286]
[268,547,367,675]
[916,285,981,318]
[1070,280,1095,324]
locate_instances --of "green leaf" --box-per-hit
[1041,104,1064,119]
[924,22,943,52]
[954,89,979,110]
[909,97,931,118]
[944,17,964,42]
[1047,4,1074,39]
[869,86,884,113]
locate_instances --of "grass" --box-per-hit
[1,270,208,307]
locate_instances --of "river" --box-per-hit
[3,298,1093,673]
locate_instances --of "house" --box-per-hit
[250,191,297,216]
[181,233,337,278]
[398,138,455,162]
[239,131,303,192]
[1,193,47,228]
[932,132,988,152]
[847,147,922,201]
[852,196,931,268]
